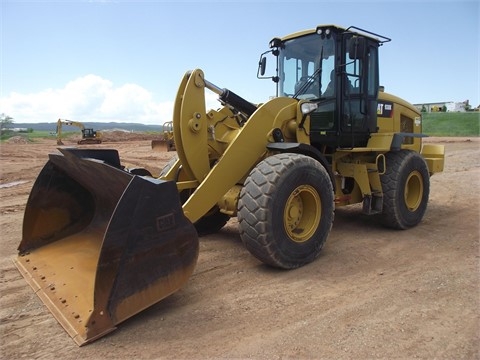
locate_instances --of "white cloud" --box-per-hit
[0,74,221,125]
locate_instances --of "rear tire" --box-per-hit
[379,150,430,229]
[238,154,334,269]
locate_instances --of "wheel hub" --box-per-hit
[404,170,423,211]
[284,185,321,243]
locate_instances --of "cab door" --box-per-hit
[339,35,379,147]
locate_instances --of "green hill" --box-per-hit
[422,112,479,136]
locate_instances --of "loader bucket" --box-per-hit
[13,148,198,346]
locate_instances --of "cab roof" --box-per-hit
[274,25,390,45]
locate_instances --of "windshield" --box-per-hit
[278,34,335,100]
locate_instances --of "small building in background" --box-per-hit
[414,100,470,113]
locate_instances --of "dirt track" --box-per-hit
[0,136,479,359]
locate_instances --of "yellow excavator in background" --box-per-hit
[56,118,102,145]
[15,25,445,346]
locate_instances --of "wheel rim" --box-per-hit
[404,170,423,211]
[284,185,321,243]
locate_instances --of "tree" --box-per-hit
[1,113,14,129]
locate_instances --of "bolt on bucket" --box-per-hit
[13,148,198,346]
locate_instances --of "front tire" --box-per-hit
[238,154,334,269]
[380,150,430,229]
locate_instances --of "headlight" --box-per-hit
[269,37,283,49]
[301,102,318,115]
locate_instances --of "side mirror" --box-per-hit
[258,56,267,77]
[257,49,279,83]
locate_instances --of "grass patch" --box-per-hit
[422,112,479,136]
[1,130,59,142]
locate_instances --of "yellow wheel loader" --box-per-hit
[151,121,176,152]
[14,25,445,345]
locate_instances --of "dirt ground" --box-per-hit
[0,135,478,359]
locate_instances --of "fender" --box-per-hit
[266,142,336,191]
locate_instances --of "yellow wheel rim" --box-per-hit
[284,185,321,243]
[404,170,423,211]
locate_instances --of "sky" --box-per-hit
[1,0,479,124]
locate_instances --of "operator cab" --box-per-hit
[82,128,97,138]
[258,25,390,148]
